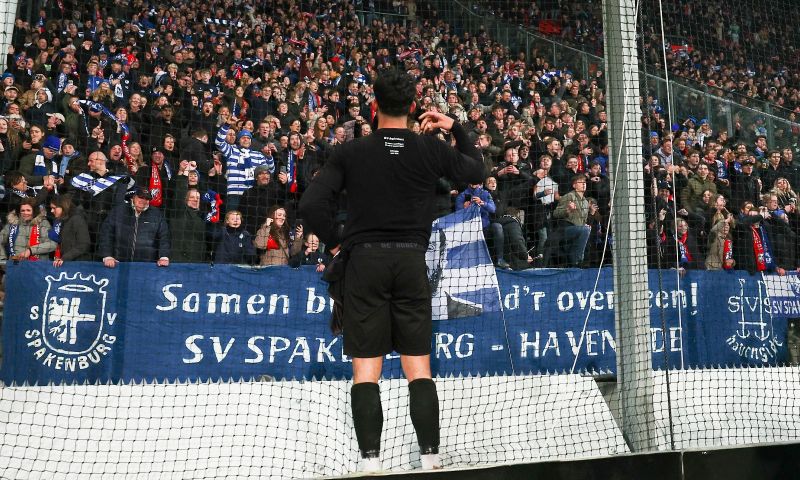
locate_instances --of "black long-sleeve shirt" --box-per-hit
[299,122,485,249]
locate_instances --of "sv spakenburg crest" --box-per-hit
[25,272,117,373]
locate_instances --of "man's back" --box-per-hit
[305,126,484,248]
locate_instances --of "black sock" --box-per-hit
[351,382,383,458]
[408,378,440,455]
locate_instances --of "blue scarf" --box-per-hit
[759,225,775,270]
[6,224,18,257]
[48,219,62,244]
[58,152,80,177]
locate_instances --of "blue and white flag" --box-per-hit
[763,273,800,317]
[70,173,125,196]
[426,205,502,321]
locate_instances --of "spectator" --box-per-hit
[456,181,510,270]
[730,156,762,211]
[526,154,559,257]
[254,205,302,266]
[48,193,91,267]
[168,170,208,264]
[494,144,533,204]
[210,210,256,265]
[550,174,591,267]
[665,218,705,271]
[732,202,785,275]
[98,186,170,268]
[288,233,329,271]
[3,170,51,212]
[485,175,532,270]
[134,150,173,210]
[67,150,129,258]
[19,134,61,193]
[681,163,717,214]
[705,214,736,271]
[761,150,790,194]
[585,197,611,267]
[239,165,287,235]
[215,117,274,211]
[0,197,57,261]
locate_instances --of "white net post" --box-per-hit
[603,0,657,450]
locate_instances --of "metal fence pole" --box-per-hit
[603,0,656,452]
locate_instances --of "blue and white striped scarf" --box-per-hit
[70,173,125,196]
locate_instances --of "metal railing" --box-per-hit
[425,0,800,148]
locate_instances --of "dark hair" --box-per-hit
[6,170,24,187]
[50,194,74,218]
[266,204,288,242]
[373,68,415,117]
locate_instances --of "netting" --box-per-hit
[0,0,799,478]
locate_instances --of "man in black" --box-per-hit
[299,68,484,472]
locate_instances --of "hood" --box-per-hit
[6,210,47,226]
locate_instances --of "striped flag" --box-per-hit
[426,205,502,321]
[70,173,125,196]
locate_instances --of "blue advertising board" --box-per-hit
[2,261,798,385]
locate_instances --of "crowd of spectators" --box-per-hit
[473,0,800,120]
[0,0,798,278]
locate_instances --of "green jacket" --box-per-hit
[553,190,589,227]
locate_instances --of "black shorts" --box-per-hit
[343,243,432,357]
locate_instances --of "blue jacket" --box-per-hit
[456,186,496,228]
[212,225,256,264]
[98,203,171,262]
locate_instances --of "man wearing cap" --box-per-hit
[643,131,660,158]
[731,154,763,211]
[45,112,66,137]
[215,116,275,211]
[1,85,20,112]
[19,135,62,193]
[98,185,170,267]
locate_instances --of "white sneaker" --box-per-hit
[361,456,382,473]
[420,453,441,470]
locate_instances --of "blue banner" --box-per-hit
[2,262,798,384]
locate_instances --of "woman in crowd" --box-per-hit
[705,214,735,271]
[770,177,798,212]
[0,198,57,262]
[49,194,91,266]
[127,141,146,174]
[254,205,302,266]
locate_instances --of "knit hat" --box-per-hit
[42,135,62,151]
[237,129,253,141]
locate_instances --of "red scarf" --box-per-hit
[678,231,693,262]
[149,164,163,207]
[722,239,732,269]
[751,226,766,271]
[121,130,134,173]
[266,236,280,250]
[28,225,40,261]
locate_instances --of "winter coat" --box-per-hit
[254,225,302,266]
[211,225,256,264]
[0,211,57,260]
[98,203,170,262]
[56,208,92,261]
